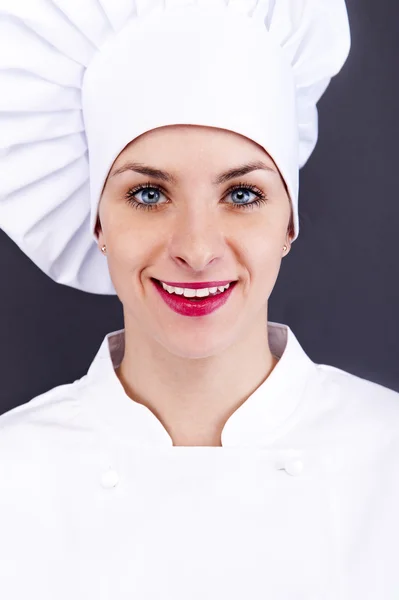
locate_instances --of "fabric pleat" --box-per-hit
[0,0,350,294]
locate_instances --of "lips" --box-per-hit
[152,278,235,290]
[152,278,237,317]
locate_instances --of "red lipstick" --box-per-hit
[151,279,237,317]
[159,280,234,289]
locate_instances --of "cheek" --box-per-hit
[109,226,160,274]
[100,204,159,282]
[234,214,284,257]
[236,219,284,290]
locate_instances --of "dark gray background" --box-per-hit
[1,0,398,415]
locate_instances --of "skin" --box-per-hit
[96,124,294,447]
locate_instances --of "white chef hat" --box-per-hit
[0,0,350,295]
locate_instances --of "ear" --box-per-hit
[286,215,295,248]
[286,233,295,254]
[94,216,104,246]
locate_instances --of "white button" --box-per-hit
[284,459,304,476]
[101,469,119,489]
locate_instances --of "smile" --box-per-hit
[159,280,231,298]
[151,278,238,317]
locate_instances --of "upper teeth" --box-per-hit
[160,281,231,297]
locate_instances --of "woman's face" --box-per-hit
[97,125,293,359]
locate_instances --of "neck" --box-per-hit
[115,311,278,446]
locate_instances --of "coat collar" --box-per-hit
[82,321,317,448]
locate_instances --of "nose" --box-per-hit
[168,205,227,273]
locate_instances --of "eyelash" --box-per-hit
[124,181,268,212]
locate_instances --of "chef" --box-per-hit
[1,1,399,598]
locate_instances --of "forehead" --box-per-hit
[113,124,277,172]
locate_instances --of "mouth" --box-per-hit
[151,278,238,317]
[151,278,236,298]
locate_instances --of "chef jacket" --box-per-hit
[1,320,399,600]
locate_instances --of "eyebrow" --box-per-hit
[109,160,277,185]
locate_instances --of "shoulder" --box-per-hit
[0,376,87,428]
[0,375,90,465]
[315,361,399,409]
[307,361,399,450]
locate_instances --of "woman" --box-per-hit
[1,1,399,598]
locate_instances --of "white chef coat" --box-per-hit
[1,320,399,599]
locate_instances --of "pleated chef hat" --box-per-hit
[0,0,350,295]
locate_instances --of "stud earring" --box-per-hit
[101,245,107,254]
[283,245,287,252]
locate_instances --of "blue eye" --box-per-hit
[230,187,257,205]
[125,181,268,211]
[225,184,268,209]
[133,187,162,205]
